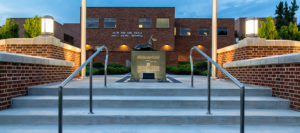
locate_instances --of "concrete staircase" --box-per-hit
[0,84,300,133]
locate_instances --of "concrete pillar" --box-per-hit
[212,0,217,78]
[81,0,87,78]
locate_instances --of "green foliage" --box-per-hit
[86,62,130,75]
[166,61,209,75]
[258,16,278,39]
[0,18,19,39]
[278,26,289,39]
[23,16,41,38]
[278,22,300,40]
[275,0,299,30]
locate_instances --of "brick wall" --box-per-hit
[220,64,300,111]
[0,62,74,110]
[216,38,300,111]
[0,44,81,72]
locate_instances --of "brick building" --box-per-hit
[72,7,236,65]
[13,18,81,46]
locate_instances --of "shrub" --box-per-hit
[86,62,130,75]
[278,22,300,41]
[167,61,208,75]
[278,26,289,39]
[24,16,41,38]
[258,16,278,39]
[0,18,19,39]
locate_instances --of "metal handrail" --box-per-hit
[190,46,245,133]
[58,45,108,133]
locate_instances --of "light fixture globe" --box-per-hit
[245,18,258,37]
[41,15,54,35]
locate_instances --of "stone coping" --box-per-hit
[0,36,81,53]
[224,53,300,68]
[217,38,300,54]
[0,52,74,67]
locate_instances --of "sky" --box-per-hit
[0,0,299,25]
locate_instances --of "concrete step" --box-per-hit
[0,125,300,133]
[0,108,300,125]
[28,87,272,96]
[11,96,290,109]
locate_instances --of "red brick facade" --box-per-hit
[175,19,235,62]
[82,7,235,65]
[0,62,74,110]
[219,64,300,111]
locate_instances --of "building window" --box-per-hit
[156,18,170,28]
[199,27,209,36]
[218,27,228,36]
[139,18,152,28]
[180,27,191,36]
[104,18,116,28]
[87,18,99,28]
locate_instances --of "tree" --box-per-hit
[275,2,285,31]
[23,15,41,38]
[278,26,289,39]
[0,18,19,39]
[258,16,278,39]
[289,0,299,23]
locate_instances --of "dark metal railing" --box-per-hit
[190,46,245,133]
[58,45,108,133]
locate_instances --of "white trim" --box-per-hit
[0,52,74,67]
[217,38,300,53]
[224,53,300,68]
[0,36,81,53]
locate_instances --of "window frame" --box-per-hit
[217,27,228,36]
[180,27,191,37]
[198,27,210,36]
[86,18,99,28]
[156,18,170,28]
[104,18,117,28]
[139,18,152,28]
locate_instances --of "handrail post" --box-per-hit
[58,86,63,133]
[240,86,245,133]
[104,47,108,87]
[190,48,194,88]
[207,61,211,115]
[89,59,94,114]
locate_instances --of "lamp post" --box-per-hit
[212,0,217,78]
[41,15,54,36]
[81,0,87,78]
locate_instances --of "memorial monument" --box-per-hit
[130,35,166,81]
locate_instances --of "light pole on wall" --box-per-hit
[41,15,54,36]
[212,0,217,78]
[81,0,87,78]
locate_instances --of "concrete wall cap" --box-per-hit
[224,53,300,68]
[0,36,81,53]
[217,38,300,53]
[0,52,74,67]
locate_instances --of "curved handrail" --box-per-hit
[190,46,245,133]
[190,46,244,88]
[58,45,108,133]
[59,45,108,88]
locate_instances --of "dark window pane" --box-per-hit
[139,18,152,28]
[87,18,99,28]
[218,27,228,36]
[180,27,191,36]
[104,18,116,28]
[199,27,209,36]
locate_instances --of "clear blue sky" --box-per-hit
[0,0,299,25]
